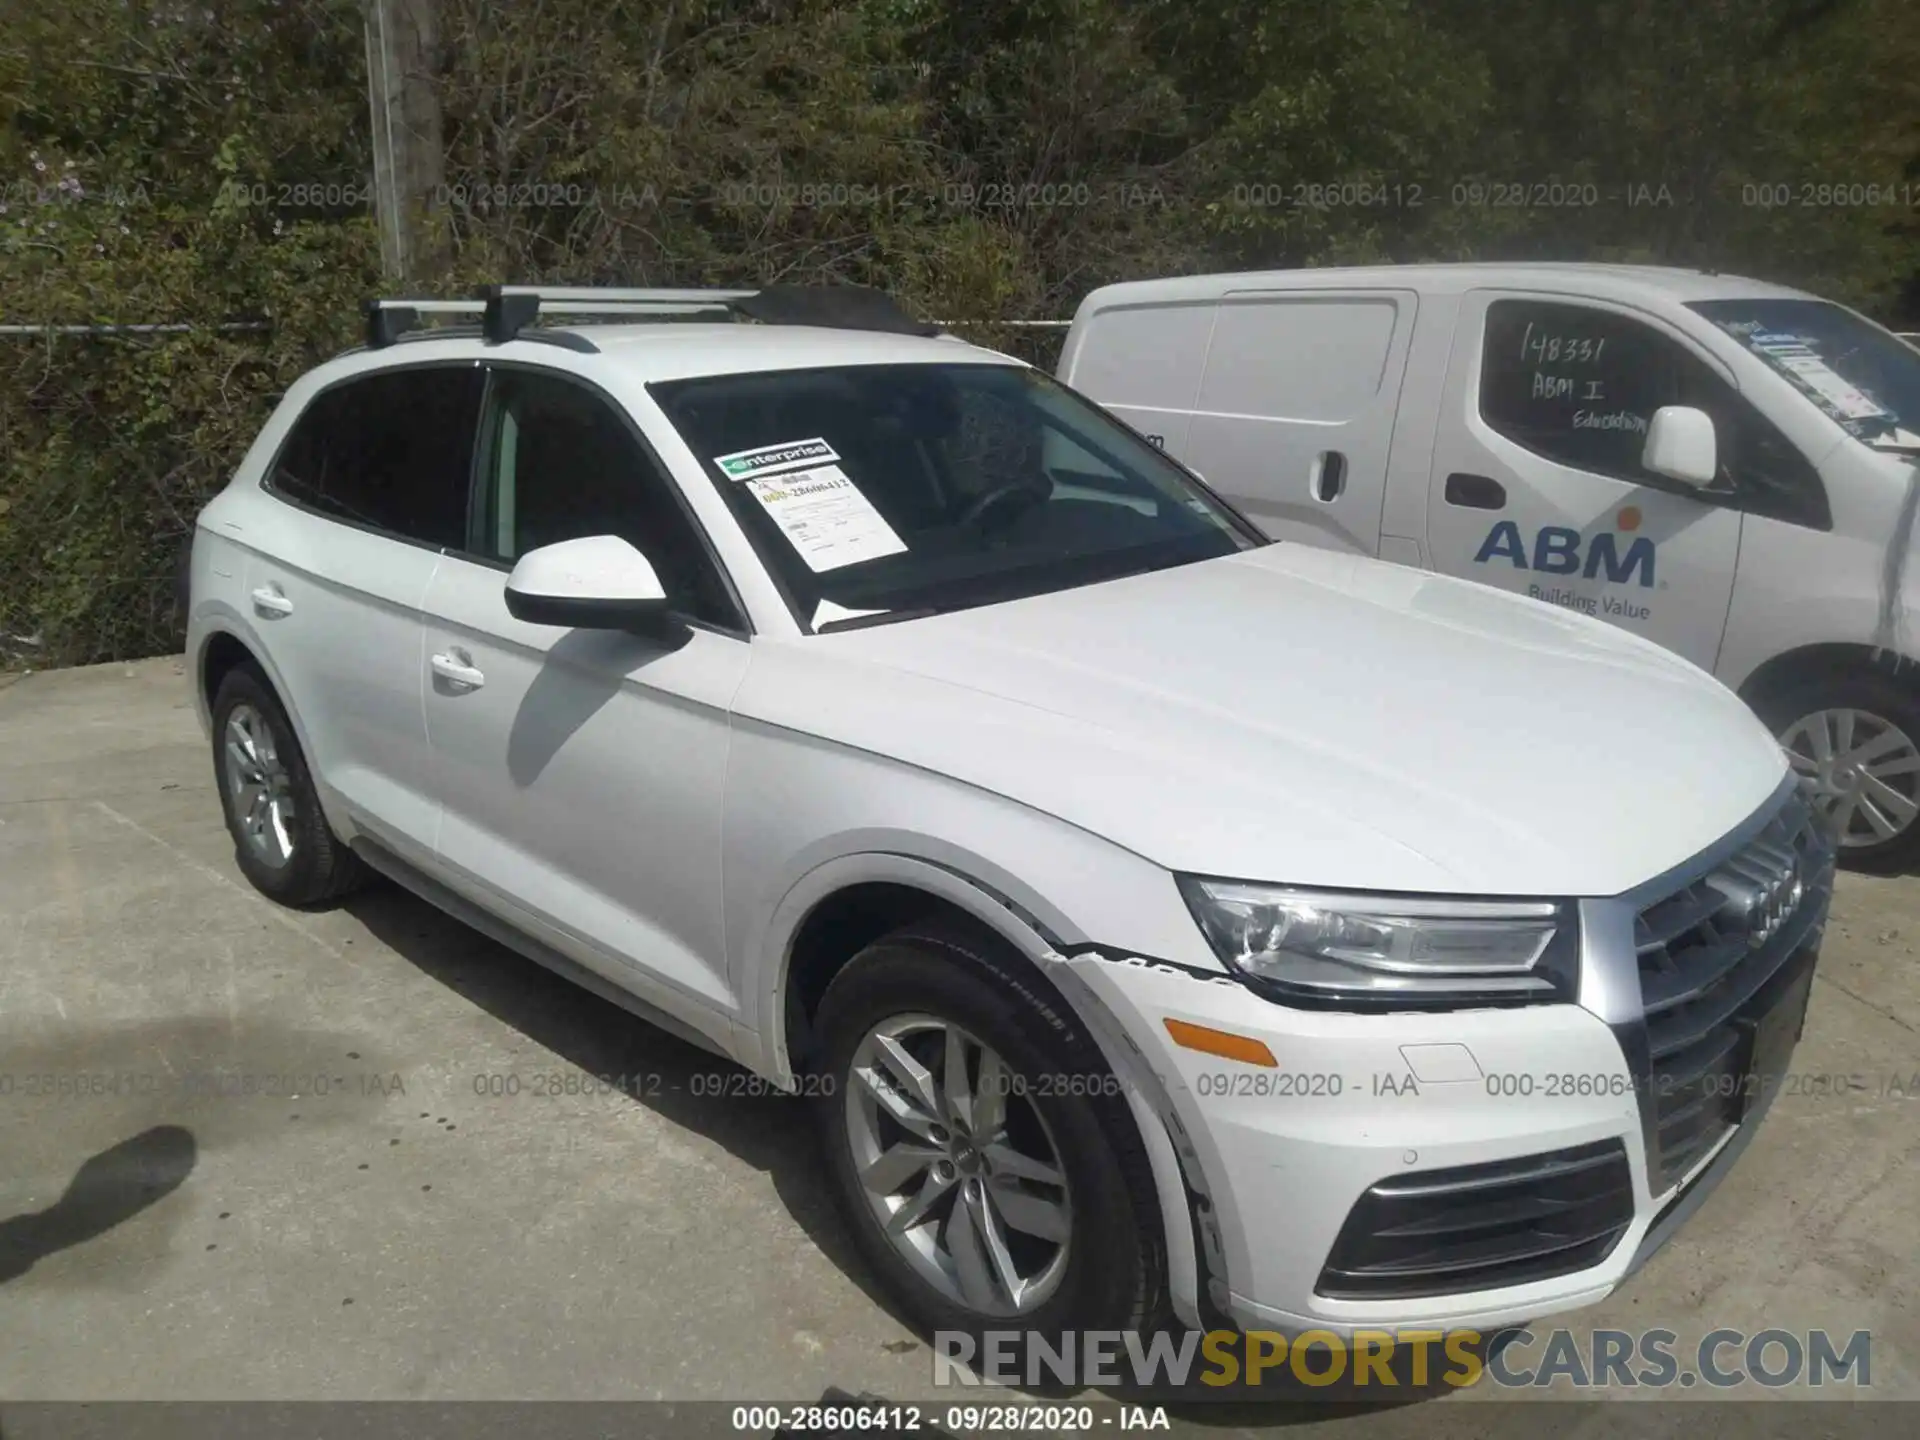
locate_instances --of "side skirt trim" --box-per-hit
[350,836,734,1062]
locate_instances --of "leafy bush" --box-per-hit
[2,0,1914,666]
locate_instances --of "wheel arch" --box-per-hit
[1736,641,1920,709]
[767,854,1069,1087]
[191,618,332,819]
[764,852,1207,1328]
[1737,641,1920,866]
[200,627,265,711]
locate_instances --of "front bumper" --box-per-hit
[1069,778,1834,1337]
[1078,958,1658,1334]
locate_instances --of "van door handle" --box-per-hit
[250,584,294,617]
[430,649,486,690]
[1444,472,1508,510]
[1310,451,1348,503]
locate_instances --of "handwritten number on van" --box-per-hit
[1519,320,1606,367]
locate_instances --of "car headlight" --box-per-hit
[1176,877,1578,1009]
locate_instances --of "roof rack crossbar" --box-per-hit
[363,282,940,348]
[479,285,761,345]
[369,299,489,313]
[525,299,742,317]
[487,285,760,305]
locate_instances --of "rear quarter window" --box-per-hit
[267,366,482,547]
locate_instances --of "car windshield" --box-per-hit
[650,362,1262,630]
[1687,299,1920,448]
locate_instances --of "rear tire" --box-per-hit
[1753,667,1920,872]
[210,665,367,905]
[811,920,1168,1362]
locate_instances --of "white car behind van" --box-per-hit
[1060,264,1920,867]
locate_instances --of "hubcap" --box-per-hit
[1779,707,1920,849]
[222,704,297,869]
[844,1015,1072,1317]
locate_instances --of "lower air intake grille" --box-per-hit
[1316,1140,1634,1299]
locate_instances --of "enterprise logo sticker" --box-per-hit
[714,436,840,480]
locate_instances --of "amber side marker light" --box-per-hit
[1163,1018,1278,1067]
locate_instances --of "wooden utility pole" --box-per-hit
[364,0,446,282]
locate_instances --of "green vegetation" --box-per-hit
[3,0,1916,666]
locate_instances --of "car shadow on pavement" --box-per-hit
[0,1126,197,1286]
[339,883,904,1323]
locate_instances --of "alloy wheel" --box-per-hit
[843,1013,1073,1317]
[222,703,298,869]
[1779,707,1920,849]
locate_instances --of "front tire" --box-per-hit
[1755,668,1920,872]
[210,665,366,905]
[812,921,1167,1356]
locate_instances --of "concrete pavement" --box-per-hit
[1,657,1915,1431]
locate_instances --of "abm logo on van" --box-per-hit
[1472,515,1656,588]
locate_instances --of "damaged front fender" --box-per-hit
[1039,948,1249,1330]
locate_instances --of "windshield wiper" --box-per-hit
[815,606,942,634]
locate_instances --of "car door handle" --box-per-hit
[250,584,294,617]
[430,650,486,690]
[1444,472,1508,510]
[1310,450,1348,503]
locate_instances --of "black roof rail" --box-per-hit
[362,298,486,349]
[736,284,940,337]
[362,283,936,349]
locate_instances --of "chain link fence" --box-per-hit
[0,312,1071,670]
[5,314,1907,671]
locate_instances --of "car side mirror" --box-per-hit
[504,535,673,632]
[1642,405,1718,488]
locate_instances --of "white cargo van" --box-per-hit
[1060,264,1920,867]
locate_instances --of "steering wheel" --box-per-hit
[958,480,1047,532]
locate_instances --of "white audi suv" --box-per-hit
[185,285,1834,1349]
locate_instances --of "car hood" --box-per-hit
[738,544,1788,896]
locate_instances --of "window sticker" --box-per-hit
[743,465,908,572]
[1743,331,1892,422]
[713,436,840,481]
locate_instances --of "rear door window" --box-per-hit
[268,366,482,547]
